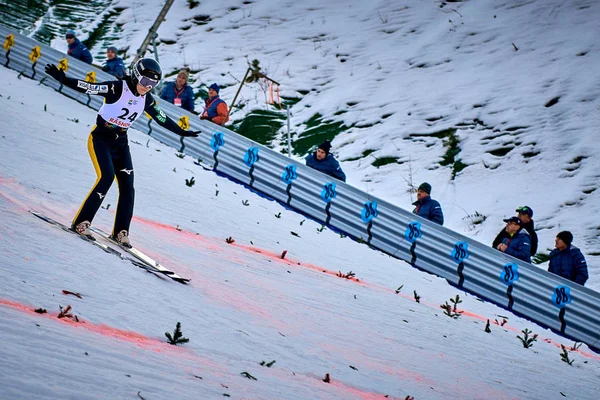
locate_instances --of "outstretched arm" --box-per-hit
[45,64,112,96]
[144,95,198,137]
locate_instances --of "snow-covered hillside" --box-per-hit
[1,55,600,398]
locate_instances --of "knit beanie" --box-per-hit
[178,69,190,81]
[65,29,76,38]
[418,182,432,195]
[318,140,332,155]
[107,46,118,53]
[556,231,573,246]
[209,83,220,94]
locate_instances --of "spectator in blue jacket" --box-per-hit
[160,69,195,112]
[101,46,125,79]
[65,30,93,64]
[305,140,346,182]
[495,216,531,263]
[412,182,443,225]
[200,83,228,125]
[548,231,588,286]
[492,205,538,256]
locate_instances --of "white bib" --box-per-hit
[98,83,145,129]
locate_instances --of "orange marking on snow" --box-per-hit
[131,215,213,244]
[0,298,173,351]
[328,379,405,400]
[122,212,600,360]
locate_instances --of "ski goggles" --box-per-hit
[133,67,160,89]
[138,76,159,89]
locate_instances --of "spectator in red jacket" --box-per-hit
[200,83,228,125]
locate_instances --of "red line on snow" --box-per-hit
[0,298,175,352]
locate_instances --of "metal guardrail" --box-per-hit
[2,25,599,352]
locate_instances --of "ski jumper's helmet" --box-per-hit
[132,58,162,89]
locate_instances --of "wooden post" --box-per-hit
[132,0,175,65]
[228,67,251,114]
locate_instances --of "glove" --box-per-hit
[180,130,200,138]
[45,64,65,83]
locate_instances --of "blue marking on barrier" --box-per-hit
[210,131,224,151]
[500,263,519,285]
[282,164,298,184]
[361,201,378,223]
[320,182,337,203]
[552,285,572,309]
[451,241,469,263]
[244,147,259,167]
[404,221,422,243]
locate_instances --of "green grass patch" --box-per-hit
[372,157,400,168]
[230,109,286,145]
[292,113,350,156]
[531,253,549,265]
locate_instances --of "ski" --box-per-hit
[90,227,191,284]
[29,210,188,283]
[29,210,122,257]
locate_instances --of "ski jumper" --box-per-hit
[59,77,190,237]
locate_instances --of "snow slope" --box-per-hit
[1,60,599,398]
[28,0,600,287]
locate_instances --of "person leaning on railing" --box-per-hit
[548,231,588,286]
[65,29,92,64]
[305,140,346,182]
[200,83,229,125]
[494,216,531,263]
[412,182,443,225]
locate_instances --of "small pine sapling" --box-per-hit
[560,345,574,365]
[165,322,189,345]
[517,328,538,348]
[395,285,404,294]
[569,342,582,351]
[185,176,195,187]
[440,295,464,319]
[225,236,235,244]
[240,371,257,380]
[336,270,355,279]
[242,200,249,206]
[259,360,276,367]
[413,290,420,303]
[275,212,281,218]
[485,319,491,333]
[57,304,73,319]
[322,373,330,383]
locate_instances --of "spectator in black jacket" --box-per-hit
[493,205,537,257]
[516,206,538,256]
